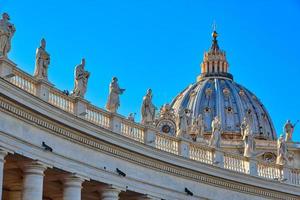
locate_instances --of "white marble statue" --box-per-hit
[276,134,288,165]
[284,120,295,142]
[209,116,222,148]
[176,108,192,137]
[34,38,50,80]
[73,58,90,98]
[0,13,16,58]
[241,117,255,157]
[141,89,156,125]
[106,77,125,113]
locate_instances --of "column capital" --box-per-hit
[63,174,86,188]
[22,160,51,176]
[100,185,123,199]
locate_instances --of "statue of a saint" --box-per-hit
[190,114,205,141]
[284,120,295,142]
[241,117,255,157]
[106,77,125,113]
[276,135,288,166]
[141,89,156,125]
[0,13,16,58]
[34,38,50,80]
[209,116,222,148]
[176,108,191,137]
[73,58,90,98]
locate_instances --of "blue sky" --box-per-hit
[1,0,300,141]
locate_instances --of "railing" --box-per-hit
[288,169,300,185]
[120,121,144,143]
[257,162,281,180]
[189,144,213,164]
[224,153,248,174]
[49,88,74,113]
[1,60,300,186]
[85,105,111,129]
[155,134,179,155]
[9,69,36,95]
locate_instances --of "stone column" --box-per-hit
[0,150,8,199]
[110,114,122,134]
[73,97,89,118]
[22,161,48,200]
[248,158,258,176]
[213,149,224,168]
[8,190,22,200]
[63,175,85,200]
[101,186,121,200]
[35,80,53,102]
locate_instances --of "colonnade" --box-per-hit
[0,149,155,200]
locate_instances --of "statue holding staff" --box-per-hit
[141,89,156,125]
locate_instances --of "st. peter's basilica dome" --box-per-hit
[170,30,276,140]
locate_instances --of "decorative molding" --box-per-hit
[0,95,299,200]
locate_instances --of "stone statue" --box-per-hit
[34,38,50,80]
[176,108,192,138]
[73,58,90,98]
[209,116,222,148]
[0,13,16,58]
[241,117,255,157]
[141,89,156,125]
[128,113,135,122]
[284,120,295,142]
[276,134,288,165]
[190,114,205,141]
[106,77,125,113]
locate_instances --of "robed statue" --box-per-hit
[0,13,16,58]
[141,89,156,125]
[106,77,125,113]
[276,134,288,165]
[190,114,205,141]
[209,116,222,148]
[241,117,255,157]
[34,38,50,80]
[73,58,90,98]
[176,108,192,137]
[284,120,296,142]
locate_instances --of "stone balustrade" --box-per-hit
[0,59,300,186]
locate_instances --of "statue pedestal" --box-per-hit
[213,149,224,168]
[144,126,157,147]
[0,57,16,78]
[178,138,190,158]
[35,79,54,102]
[248,158,258,176]
[73,97,89,118]
[110,113,122,134]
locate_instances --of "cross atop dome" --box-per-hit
[197,26,233,81]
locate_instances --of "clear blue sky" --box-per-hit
[1,0,300,141]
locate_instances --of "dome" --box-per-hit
[170,30,276,140]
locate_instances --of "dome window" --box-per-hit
[204,107,211,113]
[239,90,245,96]
[205,88,212,97]
[226,106,233,113]
[223,88,230,96]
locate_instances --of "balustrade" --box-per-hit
[224,153,248,174]
[49,88,74,113]
[9,69,36,95]
[189,144,213,164]
[288,169,300,185]
[120,121,144,143]
[257,162,281,180]
[85,105,111,129]
[155,134,179,155]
